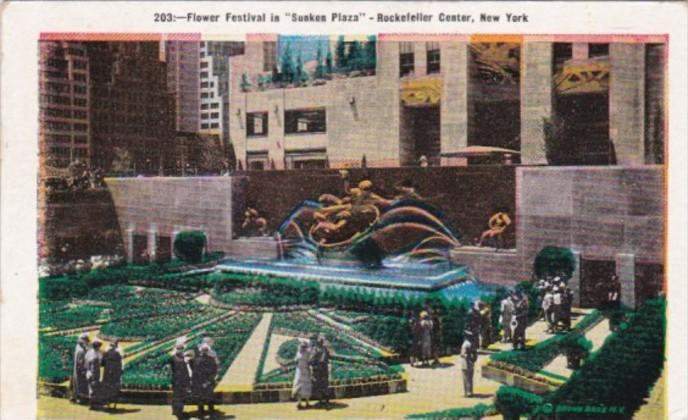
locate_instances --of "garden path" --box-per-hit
[309,310,395,356]
[540,318,611,379]
[635,363,666,419]
[262,332,294,374]
[217,312,272,391]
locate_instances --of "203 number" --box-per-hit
[154,13,175,22]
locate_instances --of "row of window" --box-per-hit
[43,107,88,119]
[200,103,220,110]
[45,121,88,131]
[201,92,215,98]
[201,112,220,120]
[45,134,88,144]
[200,122,220,129]
[246,109,326,137]
[400,42,440,77]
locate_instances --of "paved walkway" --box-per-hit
[541,318,610,379]
[217,313,272,392]
[38,353,503,419]
[635,363,666,420]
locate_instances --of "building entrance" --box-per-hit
[580,258,616,308]
[400,104,441,166]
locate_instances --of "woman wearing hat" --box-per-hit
[292,340,313,409]
[170,340,192,419]
[85,338,104,410]
[101,339,123,409]
[192,343,218,415]
[419,311,434,367]
[71,333,90,404]
[310,334,331,407]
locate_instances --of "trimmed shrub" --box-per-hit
[533,246,576,278]
[407,403,497,419]
[173,231,207,263]
[495,386,544,420]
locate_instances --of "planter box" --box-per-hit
[482,364,557,395]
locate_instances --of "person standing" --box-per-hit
[552,286,563,332]
[512,292,529,350]
[71,333,90,404]
[500,294,514,343]
[170,342,192,419]
[101,339,123,409]
[293,340,313,409]
[309,334,331,408]
[410,313,421,367]
[430,308,442,365]
[419,311,434,367]
[192,343,218,415]
[561,287,574,332]
[459,336,478,397]
[466,302,482,349]
[478,301,492,349]
[85,338,104,410]
[542,288,554,333]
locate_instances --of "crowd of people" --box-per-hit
[70,333,122,411]
[291,334,331,410]
[535,276,575,334]
[409,309,442,367]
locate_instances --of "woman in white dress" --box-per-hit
[292,340,313,409]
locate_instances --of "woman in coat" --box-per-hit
[170,343,192,419]
[71,333,90,404]
[192,344,218,415]
[309,335,330,407]
[419,311,433,366]
[85,339,104,409]
[101,340,123,408]
[292,340,312,409]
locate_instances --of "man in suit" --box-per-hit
[459,335,478,397]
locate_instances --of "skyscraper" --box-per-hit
[164,40,200,133]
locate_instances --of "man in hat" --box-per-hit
[192,343,218,415]
[310,334,331,407]
[478,301,492,349]
[466,302,482,349]
[552,286,563,332]
[71,333,90,404]
[430,307,442,365]
[542,287,555,333]
[85,338,104,409]
[561,286,574,332]
[170,341,192,419]
[459,336,478,397]
[101,339,123,409]
[419,311,434,367]
[198,336,220,366]
[499,294,514,343]
[512,292,529,350]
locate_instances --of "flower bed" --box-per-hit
[39,300,107,331]
[212,272,319,307]
[489,310,602,373]
[39,334,77,384]
[122,312,262,390]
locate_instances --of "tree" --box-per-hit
[347,41,364,71]
[173,231,207,264]
[280,44,295,84]
[533,246,576,278]
[111,147,134,175]
[325,48,334,76]
[197,135,226,175]
[314,46,326,80]
[335,36,347,73]
[364,35,377,72]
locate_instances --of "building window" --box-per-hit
[399,42,415,77]
[201,104,209,110]
[247,152,269,170]
[210,103,220,109]
[210,123,219,129]
[210,112,219,119]
[201,71,209,78]
[74,136,87,144]
[589,43,609,58]
[246,112,268,137]
[74,98,87,107]
[201,113,209,119]
[263,41,277,72]
[201,123,209,129]
[74,85,87,95]
[200,81,209,88]
[73,74,87,82]
[426,42,440,74]
[285,109,326,134]
[200,62,209,68]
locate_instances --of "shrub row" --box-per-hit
[406,403,497,419]
[212,272,319,306]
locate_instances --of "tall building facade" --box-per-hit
[229,35,666,170]
[199,41,245,148]
[39,41,91,169]
[87,42,175,175]
[164,41,200,133]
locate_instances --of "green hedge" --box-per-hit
[541,297,665,418]
[495,386,544,420]
[173,231,207,263]
[407,403,497,419]
[533,246,576,278]
[213,272,319,306]
[490,310,601,372]
[39,335,77,383]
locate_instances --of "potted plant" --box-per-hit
[561,334,593,369]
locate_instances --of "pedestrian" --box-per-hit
[419,311,434,367]
[512,292,529,350]
[542,288,554,333]
[466,302,482,349]
[410,313,422,367]
[198,336,220,366]
[101,339,123,409]
[561,287,574,331]
[310,334,331,408]
[85,338,104,410]
[552,286,563,332]
[192,343,218,415]
[500,294,514,343]
[71,333,90,404]
[293,340,312,409]
[478,301,492,349]
[430,308,442,365]
[170,341,192,419]
[459,336,477,397]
